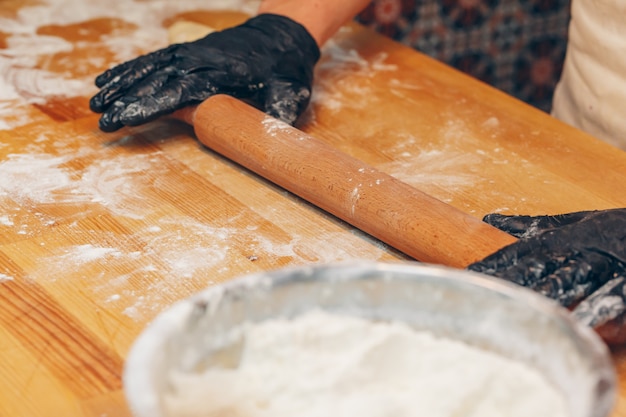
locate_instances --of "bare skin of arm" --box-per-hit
[257,0,371,46]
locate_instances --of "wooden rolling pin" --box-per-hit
[176,94,517,268]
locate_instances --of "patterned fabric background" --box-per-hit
[356,0,570,112]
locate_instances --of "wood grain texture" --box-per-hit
[1,3,626,417]
[185,96,517,267]
[0,278,123,398]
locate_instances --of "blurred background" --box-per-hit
[356,0,570,113]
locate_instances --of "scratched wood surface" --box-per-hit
[1,2,626,417]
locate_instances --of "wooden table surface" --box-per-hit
[1,1,626,416]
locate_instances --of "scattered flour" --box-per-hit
[0,0,261,130]
[0,1,499,322]
[376,126,484,194]
[21,212,388,321]
[0,151,168,217]
[0,273,14,282]
[380,149,481,189]
[0,153,77,203]
[64,244,123,263]
[261,116,307,140]
[311,38,397,112]
[0,117,390,322]
[0,215,14,226]
[318,40,397,74]
[165,310,568,417]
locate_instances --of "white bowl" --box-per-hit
[123,262,616,417]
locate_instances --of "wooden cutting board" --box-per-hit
[1,4,626,417]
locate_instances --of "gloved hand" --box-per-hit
[468,208,626,344]
[89,14,320,132]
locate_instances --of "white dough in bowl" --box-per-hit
[164,309,568,417]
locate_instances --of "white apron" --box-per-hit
[552,0,626,149]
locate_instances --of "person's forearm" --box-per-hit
[257,0,370,46]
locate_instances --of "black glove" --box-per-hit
[89,14,320,132]
[468,209,626,339]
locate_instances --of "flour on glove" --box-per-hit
[468,208,626,343]
[90,14,320,132]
